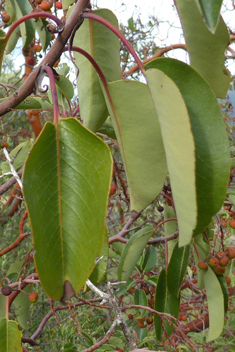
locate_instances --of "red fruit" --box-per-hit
[214,265,226,275]
[1,285,12,296]
[28,291,39,303]
[56,1,63,9]
[33,44,42,52]
[216,251,226,259]
[109,184,116,196]
[128,314,133,320]
[1,141,9,148]
[137,321,145,328]
[2,14,11,23]
[227,248,235,259]
[219,256,229,267]
[197,261,208,270]
[146,316,153,324]
[225,276,231,285]
[209,257,219,267]
[40,1,52,10]
[181,315,187,321]
[27,58,36,66]
[229,219,235,229]
[53,60,60,68]
[128,287,135,293]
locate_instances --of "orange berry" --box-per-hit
[2,14,11,23]
[214,265,226,275]
[225,276,231,285]
[216,251,226,259]
[27,58,36,66]
[56,1,63,9]
[229,220,235,229]
[219,256,229,267]
[128,287,135,293]
[227,248,235,259]
[181,315,187,321]
[137,321,145,328]
[28,291,39,303]
[109,184,116,196]
[34,44,42,52]
[197,261,208,270]
[40,1,51,10]
[1,141,9,148]
[209,257,219,267]
[128,314,133,320]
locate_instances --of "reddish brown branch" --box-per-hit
[0,232,30,257]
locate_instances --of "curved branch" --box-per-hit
[0,0,90,117]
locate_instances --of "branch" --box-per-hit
[0,0,90,116]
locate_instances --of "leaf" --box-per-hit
[73,8,122,132]
[0,296,7,319]
[62,0,74,10]
[145,68,196,247]
[146,59,230,243]
[193,234,210,289]
[10,0,35,49]
[134,289,148,318]
[103,80,167,212]
[89,228,108,286]
[216,274,228,315]
[13,286,31,329]
[154,270,180,340]
[23,118,112,300]
[0,97,43,110]
[0,318,22,352]
[5,26,20,53]
[56,76,74,101]
[0,29,7,71]
[1,140,32,174]
[196,0,223,33]
[164,205,178,261]
[202,266,224,342]
[175,0,230,98]
[142,245,157,273]
[35,19,51,51]
[117,226,153,282]
[167,243,190,298]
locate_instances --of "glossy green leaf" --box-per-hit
[164,205,178,262]
[175,0,230,98]
[13,286,30,329]
[35,19,51,51]
[202,266,224,342]
[103,80,167,212]
[0,318,22,352]
[0,296,7,319]
[10,0,34,49]
[142,245,157,273]
[56,76,74,101]
[0,97,42,110]
[134,289,148,318]
[196,0,223,33]
[1,140,32,174]
[193,234,210,289]
[73,9,121,132]
[5,26,20,53]
[146,59,230,242]
[146,68,196,247]
[0,30,7,71]
[23,118,112,300]
[154,270,180,340]
[216,274,228,315]
[118,226,153,282]
[89,228,108,286]
[167,243,190,298]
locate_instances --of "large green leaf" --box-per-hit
[73,8,121,132]
[146,59,230,242]
[154,270,180,340]
[196,0,223,33]
[23,118,112,300]
[5,26,20,54]
[56,76,74,101]
[103,80,167,212]
[118,226,153,282]
[167,243,190,298]
[13,286,31,329]
[146,68,196,246]
[175,0,230,98]
[134,289,148,318]
[0,318,22,352]
[202,266,224,342]
[10,0,34,48]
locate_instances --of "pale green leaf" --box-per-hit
[146,68,196,246]
[167,243,190,298]
[0,318,22,352]
[146,59,230,241]
[5,26,20,53]
[89,228,108,286]
[164,205,178,261]
[13,286,31,329]
[35,19,51,51]
[73,9,122,132]
[118,226,153,282]
[103,80,167,212]
[1,140,32,174]
[23,118,112,300]
[175,0,230,98]
[56,76,74,101]
[202,266,224,342]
